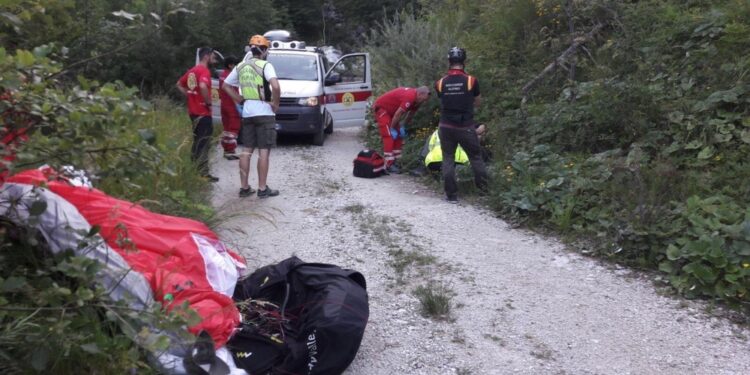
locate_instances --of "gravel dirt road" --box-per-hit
[210,126,749,375]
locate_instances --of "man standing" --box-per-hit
[222,35,281,198]
[219,55,241,160]
[176,47,219,182]
[372,86,430,174]
[436,47,488,203]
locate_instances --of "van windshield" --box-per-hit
[267,54,319,81]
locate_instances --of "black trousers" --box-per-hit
[190,115,213,176]
[439,126,488,198]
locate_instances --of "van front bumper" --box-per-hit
[274,106,323,135]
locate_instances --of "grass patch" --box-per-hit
[414,283,453,320]
[341,203,366,214]
[96,97,221,225]
[344,203,448,287]
[315,177,345,195]
[389,248,437,277]
[483,333,506,347]
[354,211,399,248]
[530,346,554,361]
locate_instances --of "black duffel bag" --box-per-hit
[230,256,368,375]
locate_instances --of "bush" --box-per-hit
[363,11,466,157]
[1,47,216,372]
[366,0,750,309]
[662,196,750,302]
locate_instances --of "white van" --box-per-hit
[266,40,372,145]
[200,36,371,146]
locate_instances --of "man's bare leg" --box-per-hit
[239,147,254,189]
[257,148,270,190]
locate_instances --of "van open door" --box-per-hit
[323,53,371,127]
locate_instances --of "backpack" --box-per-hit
[232,256,369,375]
[352,149,385,178]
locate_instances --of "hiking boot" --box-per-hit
[238,187,255,198]
[202,174,219,183]
[257,186,279,198]
[445,195,458,204]
[386,164,401,175]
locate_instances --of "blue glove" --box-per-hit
[390,128,399,140]
[399,127,407,138]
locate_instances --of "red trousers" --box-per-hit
[374,108,402,167]
[220,106,241,153]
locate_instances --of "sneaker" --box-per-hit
[238,187,255,198]
[445,195,458,204]
[257,186,279,198]
[224,153,239,160]
[202,174,219,183]
[386,164,401,174]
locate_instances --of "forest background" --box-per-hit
[1,0,749,373]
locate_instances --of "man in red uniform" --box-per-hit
[176,47,219,182]
[372,86,430,174]
[219,55,241,160]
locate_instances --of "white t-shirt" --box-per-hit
[224,58,278,118]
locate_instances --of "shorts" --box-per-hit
[239,116,277,149]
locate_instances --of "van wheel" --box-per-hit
[312,124,325,146]
[324,115,333,134]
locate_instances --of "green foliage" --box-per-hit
[1,0,421,95]
[496,0,750,306]
[1,45,218,372]
[1,47,160,177]
[413,283,453,320]
[363,10,467,167]
[95,97,217,223]
[366,0,750,309]
[662,196,750,301]
[0,47,215,223]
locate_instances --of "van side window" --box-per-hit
[332,55,365,83]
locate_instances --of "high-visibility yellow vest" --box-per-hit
[424,130,469,166]
[236,58,269,101]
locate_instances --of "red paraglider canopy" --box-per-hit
[3,168,246,347]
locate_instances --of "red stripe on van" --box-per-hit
[325,91,372,104]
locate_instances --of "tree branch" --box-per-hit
[565,0,576,84]
[46,33,151,81]
[521,22,604,105]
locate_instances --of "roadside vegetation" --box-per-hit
[2,0,749,372]
[364,0,750,312]
[0,47,214,372]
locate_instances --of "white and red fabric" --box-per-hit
[0,167,248,373]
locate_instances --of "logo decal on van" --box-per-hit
[342,92,355,107]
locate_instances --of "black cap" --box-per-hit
[448,46,466,64]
